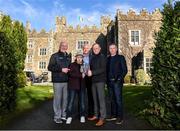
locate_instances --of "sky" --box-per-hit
[0,0,167,31]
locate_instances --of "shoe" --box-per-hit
[106,116,117,121]
[88,116,97,121]
[116,118,123,125]
[54,118,63,124]
[61,117,66,121]
[80,116,85,123]
[66,117,72,124]
[95,119,105,126]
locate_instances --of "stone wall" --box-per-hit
[115,9,162,75]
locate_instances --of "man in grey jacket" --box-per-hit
[48,41,71,123]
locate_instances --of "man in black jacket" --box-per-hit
[87,43,106,126]
[106,43,127,125]
[48,41,71,124]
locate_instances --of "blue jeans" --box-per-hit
[108,81,123,120]
[67,88,86,117]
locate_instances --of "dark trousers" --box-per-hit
[67,88,86,117]
[108,81,123,120]
[85,76,94,117]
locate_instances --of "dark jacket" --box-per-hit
[107,54,127,83]
[48,51,71,82]
[68,62,85,90]
[90,53,106,83]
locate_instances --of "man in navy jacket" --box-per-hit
[106,43,127,125]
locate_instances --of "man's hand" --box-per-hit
[87,70,92,76]
[82,73,85,78]
[62,68,70,73]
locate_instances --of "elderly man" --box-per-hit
[87,43,107,126]
[48,41,71,124]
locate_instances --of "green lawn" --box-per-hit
[0,85,53,128]
[0,85,152,128]
[16,85,53,111]
[123,85,152,117]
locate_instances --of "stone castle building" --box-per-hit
[24,9,162,81]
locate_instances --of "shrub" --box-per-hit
[135,69,146,85]
[144,73,151,85]
[124,74,131,84]
[17,71,27,88]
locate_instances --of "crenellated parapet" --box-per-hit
[117,8,162,21]
[54,15,112,33]
[27,27,51,38]
[26,15,112,35]
[65,24,101,33]
[100,16,111,26]
[55,16,66,26]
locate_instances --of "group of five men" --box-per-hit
[48,41,127,126]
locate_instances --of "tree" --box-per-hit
[146,0,180,129]
[0,31,18,112]
[0,15,27,113]
[12,21,27,88]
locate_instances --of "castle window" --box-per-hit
[28,40,34,48]
[76,40,89,50]
[145,58,152,73]
[27,55,32,63]
[40,48,47,55]
[39,61,46,69]
[129,30,141,45]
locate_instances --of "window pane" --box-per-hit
[146,58,149,62]
[131,36,134,42]
[77,40,89,49]
[150,58,152,62]
[131,31,134,36]
[135,31,139,36]
[146,63,150,67]
[135,36,139,42]
[146,68,150,73]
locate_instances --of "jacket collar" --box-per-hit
[58,51,68,56]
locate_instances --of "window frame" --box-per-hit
[39,48,47,56]
[76,40,90,50]
[27,55,32,63]
[27,39,34,48]
[145,57,152,74]
[38,61,46,70]
[129,30,141,46]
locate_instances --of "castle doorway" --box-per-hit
[131,51,144,83]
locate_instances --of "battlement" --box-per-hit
[117,8,162,21]
[55,16,67,26]
[55,15,111,33]
[27,28,53,38]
